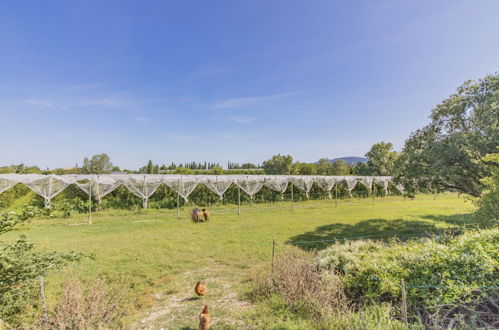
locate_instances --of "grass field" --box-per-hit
[2,193,475,328]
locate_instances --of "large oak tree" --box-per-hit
[396,74,498,197]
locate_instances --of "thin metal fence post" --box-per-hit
[176,179,180,219]
[291,184,294,210]
[237,185,241,215]
[271,240,275,270]
[372,182,376,205]
[335,183,338,208]
[401,279,408,326]
[88,179,92,225]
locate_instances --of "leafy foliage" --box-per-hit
[474,150,499,224]
[0,210,81,325]
[364,142,398,175]
[262,154,293,174]
[82,153,114,174]
[317,228,499,307]
[396,74,499,197]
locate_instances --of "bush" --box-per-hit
[250,248,348,322]
[40,279,131,329]
[317,229,499,307]
[0,209,81,326]
[474,151,499,224]
[249,248,406,329]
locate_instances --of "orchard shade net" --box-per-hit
[0,174,395,208]
[0,175,19,194]
[314,176,337,198]
[263,176,289,194]
[75,175,122,204]
[235,176,265,198]
[290,176,315,198]
[199,176,234,200]
[164,176,199,202]
[120,175,163,208]
[21,174,72,208]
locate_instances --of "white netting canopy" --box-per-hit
[0,174,396,208]
[358,176,374,192]
[0,174,19,193]
[263,176,289,194]
[164,176,199,202]
[121,175,163,208]
[199,176,234,200]
[344,177,358,193]
[314,176,337,198]
[21,174,73,208]
[290,176,314,198]
[374,176,391,194]
[75,175,122,203]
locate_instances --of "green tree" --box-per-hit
[365,142,398,175]
[147,160,154,174]
[82,154,114,174]
[0,211,81,325]
[295,163,317,175]
[396,74,499,197]
[262,154,293,175]
[317,158,334,175]
[330,160,350,175]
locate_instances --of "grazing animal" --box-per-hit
[191,208,210,222]
[202,208,210,222]
[199,304,211,330]
[195,281,207,297]
[191,208,203,222]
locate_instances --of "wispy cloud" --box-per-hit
[23,99,53,107]
[135,116,150,124]
[229,116,256,124]
[22,96,129,110]
[214,91,299,109]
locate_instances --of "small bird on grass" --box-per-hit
[199,304,211,330]
[195,280,207,298]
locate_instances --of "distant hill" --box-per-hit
[326,157,368,165]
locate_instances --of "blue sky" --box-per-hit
[0,0,498,169]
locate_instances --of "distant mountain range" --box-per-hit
[323,157,368,165]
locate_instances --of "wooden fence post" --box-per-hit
[401,279,408,326]
[40,276,47,323]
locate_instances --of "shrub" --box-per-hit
[40,279,131,329]
[474,151,499,224]
[250,248,348,322]
[0,210,81,326]
[317,229,499,307]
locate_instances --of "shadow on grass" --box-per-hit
[420,213,475,226]
[287,213,475,251]
[181,297,200,302]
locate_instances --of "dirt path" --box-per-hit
[133,262,253,329]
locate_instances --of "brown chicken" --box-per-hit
[199,304,211,330]
[195,281,207,297]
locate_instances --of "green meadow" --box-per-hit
[2,193,474,328]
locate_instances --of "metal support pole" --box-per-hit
[291,184,294,210]
[237,185,241,215]
[176,179,180,219]
[88,180,92,225]
[335,184,338,208]
[372,182,376,205]
[143,175,148,209]
[271,240,275,270]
